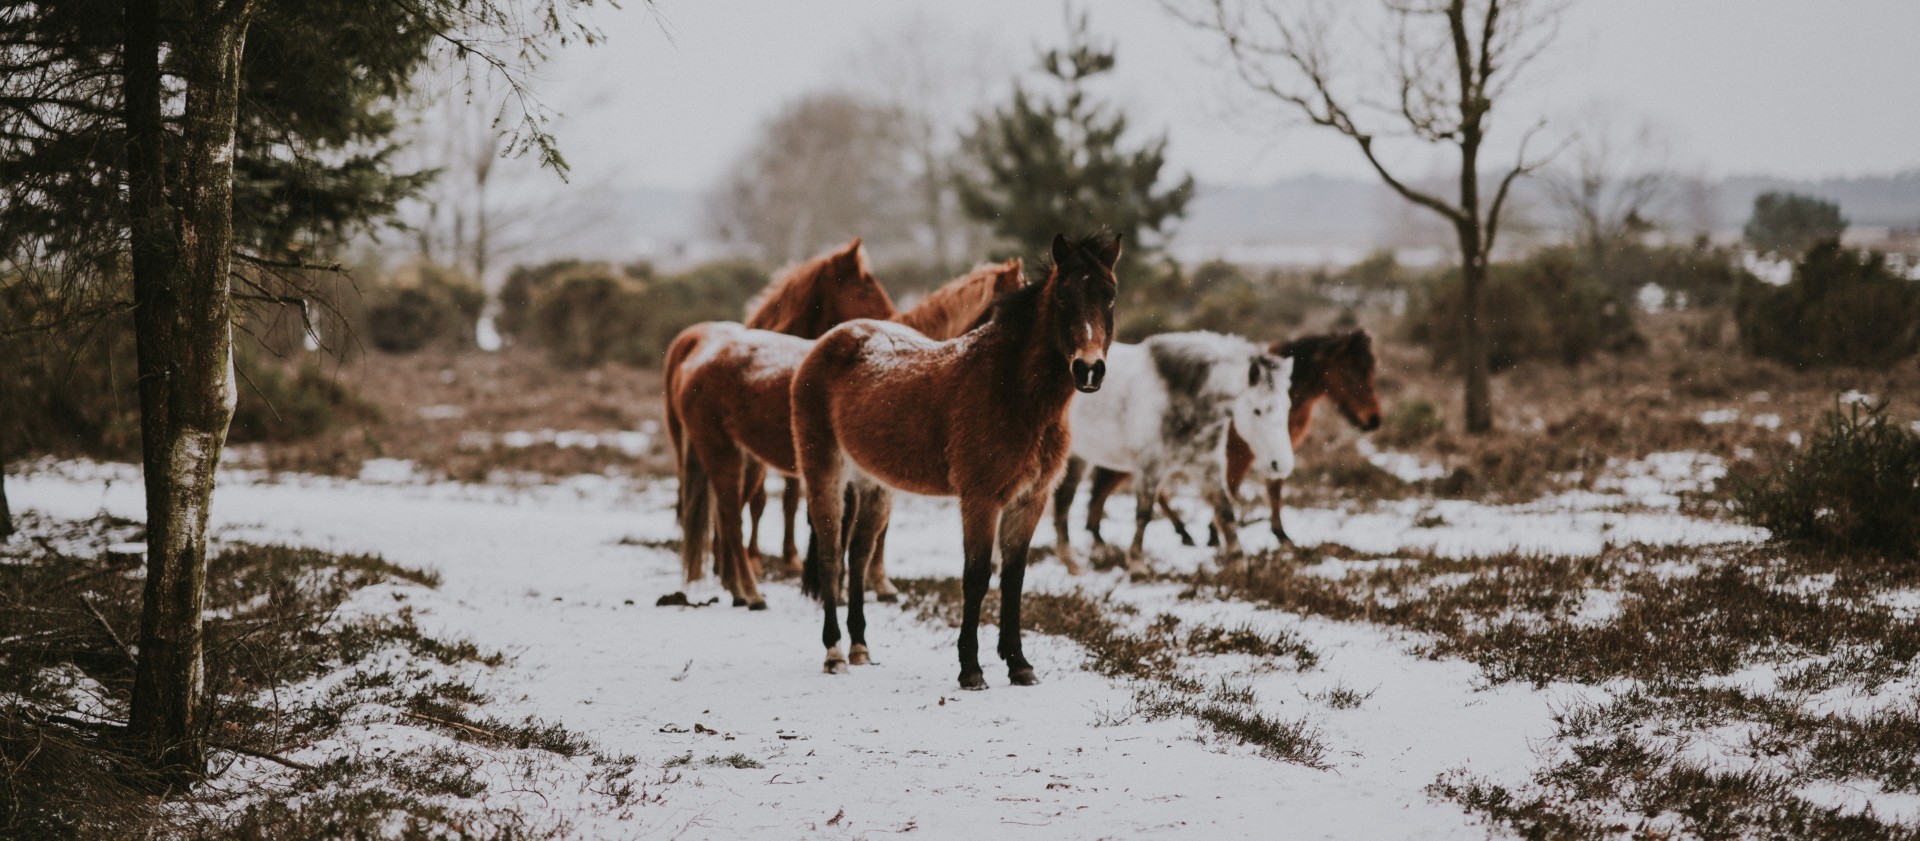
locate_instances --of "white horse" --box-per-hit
[1052,331,1294,572]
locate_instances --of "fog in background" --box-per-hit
[382,0,1920,281]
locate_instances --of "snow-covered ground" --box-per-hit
[11,453,1756,838]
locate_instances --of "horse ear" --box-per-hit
[1092,234,1122,270]
[1049,234,1072,274]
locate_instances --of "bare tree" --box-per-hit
[839,14,1008,274]
[1546,105,1672,270]
[708,93,916,265]
[1170,0,1567,432]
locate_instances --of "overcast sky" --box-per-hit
[519,0,1920,194]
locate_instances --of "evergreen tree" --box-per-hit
[955,12,1193,276]
[1744,191,1848,256]
[0,0,599,775]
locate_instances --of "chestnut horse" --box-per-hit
[667,259,1025,608]
[793,234,1119,689]
[1083,329,1382,546]
[744,259,1027,590]
[664,239,893,607]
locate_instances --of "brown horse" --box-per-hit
[1083,329,1381,546]
[667,258,1025,609]
[743,260,1027,588]
[793,233,1119,689]
[664,239,893,607]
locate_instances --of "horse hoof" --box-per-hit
[732,597,748,608]
[825,646,847,674]
[849,644,870,665]
[875,592,899,604]
[1274,529,1293,545]
[1009,666,1039,686]
[958,670,987,691]
[748,599,768,611]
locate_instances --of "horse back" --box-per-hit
[796,321,960,497]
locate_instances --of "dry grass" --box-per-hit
[0,513,640,839]
[891,578,1328,767]
[231,347,672,480]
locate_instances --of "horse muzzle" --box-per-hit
[1072,358,1106,393]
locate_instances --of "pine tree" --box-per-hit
[955,12,1193,276]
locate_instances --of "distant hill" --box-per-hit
[541,171,1920,269]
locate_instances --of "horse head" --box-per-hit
[823,237,896,326]
[1046,233,1120,393]
[1233,353,1296,478]
[1325,330,1382,431]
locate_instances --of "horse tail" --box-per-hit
[678,438,712,585]
[799,523,825,602]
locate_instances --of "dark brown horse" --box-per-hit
[1082,329,1381,546]
[664,239,893,607]
[667,258,1024,608]
[793,234,1119,689]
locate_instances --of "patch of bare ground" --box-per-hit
[1281,310,1919,508]
[234,346,673,481]
[0,513,641,839]
[1158,539,1920,838]
[890,577,1328,768]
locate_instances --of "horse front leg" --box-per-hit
[1268,477,1291,544]
[1051,456,1087,575]
[844,483,892,665]
[958,497,1001,690]
[997,492,1048,686]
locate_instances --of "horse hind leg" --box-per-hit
[1128,474,1159,576]
[710,447,765,609]
[1206,481,1243,559]
[1051,456,1087,574]
[1084,464,1126,547]
[781,477,803,574]
[744,462,768,568]
[868,526,898,602]
[1157,492,1196,546]
[844,483,892,665]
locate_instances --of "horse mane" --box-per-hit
[1279,329,1375,373]
[1146,332,1265,400]
[894,260,1022,340]
[744,244,877,334]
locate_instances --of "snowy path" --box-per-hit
[12,461,1747,839]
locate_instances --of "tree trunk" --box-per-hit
[124,0,253,776]
[0,462,14,539]
[1459,249,1494,433]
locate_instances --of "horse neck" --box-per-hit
[1286,351,1332,445]
[973,298,1074,429]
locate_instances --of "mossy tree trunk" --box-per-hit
[123,0,256,776]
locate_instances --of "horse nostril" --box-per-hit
[1091,359,1106,386]
[1366,415,1383,431]
[1270,460,1281,472]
